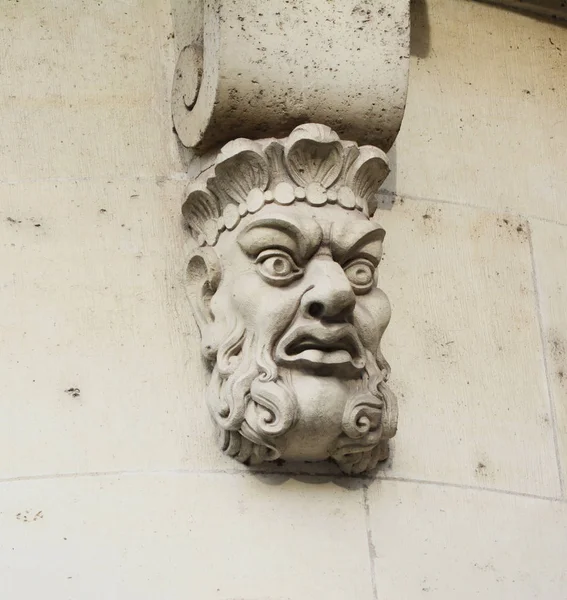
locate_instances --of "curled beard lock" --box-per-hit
[205,318,397,474]
[330,349,398,475]
[207,316,299,464]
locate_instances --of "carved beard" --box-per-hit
[205,315,397,475]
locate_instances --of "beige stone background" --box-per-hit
[1,0,567,598]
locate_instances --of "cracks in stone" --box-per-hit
[527,221,566,497]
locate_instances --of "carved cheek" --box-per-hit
[216,269,304,328]
[354,289,392,351]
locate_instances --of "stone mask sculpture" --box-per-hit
[183,124,397,475]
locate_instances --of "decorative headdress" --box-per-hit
[182,124,390,246]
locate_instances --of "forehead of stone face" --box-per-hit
[214,202,385,266]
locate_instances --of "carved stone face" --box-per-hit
[222,203,389,375]
[184,124,397,474]
[191,202,396,473]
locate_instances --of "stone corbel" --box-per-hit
[172,1,410,474]
[171,0,410,151]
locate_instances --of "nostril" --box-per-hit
[308,302,325,319]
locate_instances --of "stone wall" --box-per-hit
[1,0,566,597]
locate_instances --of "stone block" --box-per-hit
[367,479,567,599]
[531,219,567,495]
[386,0,567,224]
[376,198,560,496]
[0,0,177,179]
[0,178,235,477]
[0,473,374,600]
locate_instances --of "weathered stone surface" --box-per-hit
[0,474,374,600]
[1,1,567,597]
[0,0,176,180]
[387,0,567,224]
[367,480,567,599]
[531,219,567,495]
[377,198,561,497]
[171,0,409,151]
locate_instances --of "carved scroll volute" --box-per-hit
[171,0,410,152]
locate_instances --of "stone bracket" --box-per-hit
[171,0,410,152]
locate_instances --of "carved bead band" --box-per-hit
[183,124,391,248]
[196,185,368,247]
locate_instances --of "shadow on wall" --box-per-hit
[377,0,430,201]
[380,145,398,206]
[474,0,567,24]
[408,0,567,61]
[250,470,368,491]
[410,0,431,58]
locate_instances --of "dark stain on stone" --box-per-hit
[475,461,489,477]
[16,510,44,523]
[549,334,566,360]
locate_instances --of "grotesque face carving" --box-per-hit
[184,124,397,474]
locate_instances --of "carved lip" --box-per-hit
[275,325,366,376]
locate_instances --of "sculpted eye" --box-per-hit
[344,259,376,294]
[256,250,303,286]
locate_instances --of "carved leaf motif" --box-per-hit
[346,146,390,216]
[263,140,287,187]
[211,139,270,205]
[181,182,220,241]
[284,124,344,189]
[340,143,361,182]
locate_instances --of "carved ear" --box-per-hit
[187,247,222,333]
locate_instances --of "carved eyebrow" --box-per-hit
[237,215,322,264]
[330,221,386,266]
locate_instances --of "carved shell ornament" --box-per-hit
[182,124,390,245]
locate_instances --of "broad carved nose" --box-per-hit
[301,259,356,321]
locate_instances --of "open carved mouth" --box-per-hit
[286,335,358,358]
[276,327,366,376]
